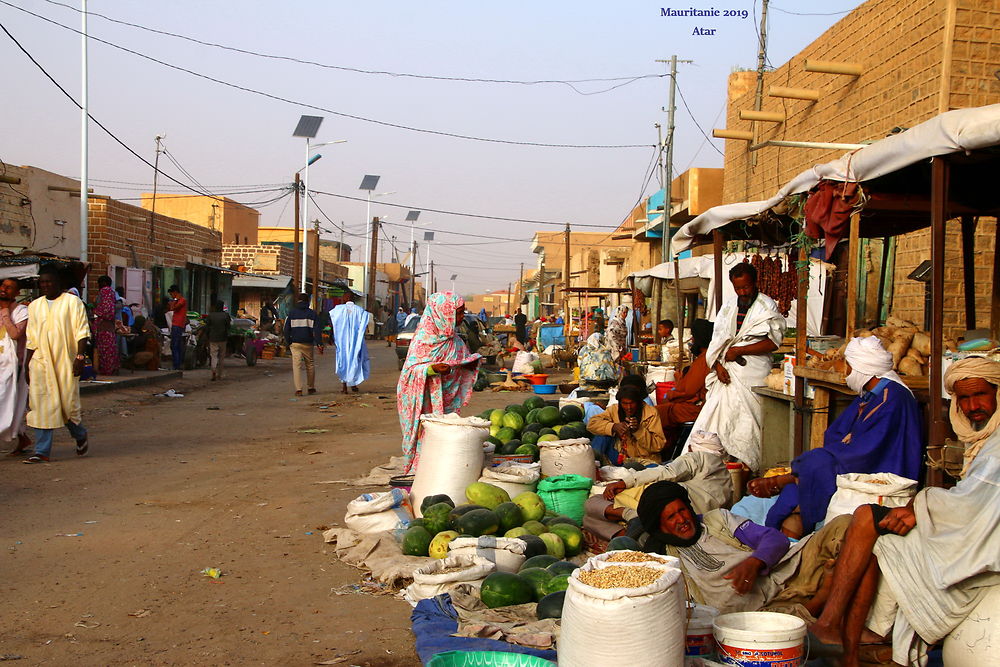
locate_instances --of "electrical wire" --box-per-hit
[674,80,725,158]
[681,100,727,172]
[2,2,654,150]
[0,19,284,209]
[37,0,666,95]
[769,3,854,16]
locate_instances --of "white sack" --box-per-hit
[513,351,539,374]
[539,437,596,480]
[403,554,496,605]
[410,413,489,517]
[344,488,413,534]
[449,536,527,573]
[588,550,681,570]
[560,560,686,666]
[480,461,541,497]
[823,472,918,524]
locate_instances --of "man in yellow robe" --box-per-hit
[22,264,90,463]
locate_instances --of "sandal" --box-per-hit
[76,438,89,456]
[23,454,49,464]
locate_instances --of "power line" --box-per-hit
[2,1,654,150]
[768,3,854,16]
[674,79,725,157]
[0,19,278,208]
[38,0,666,95]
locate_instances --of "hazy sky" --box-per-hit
[0,0,862,293]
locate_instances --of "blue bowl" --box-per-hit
[533,384,557,394]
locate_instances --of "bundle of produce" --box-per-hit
[477,399,589,463]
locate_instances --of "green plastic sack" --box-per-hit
[536,474,593,525]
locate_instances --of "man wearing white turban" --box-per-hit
[809,357,1000,667]
[746,336,923,537]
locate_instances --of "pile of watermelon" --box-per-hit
[401,481,584,619]
[478,397,588,461]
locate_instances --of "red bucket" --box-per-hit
[525,374,549,385]
[655,381,676,404]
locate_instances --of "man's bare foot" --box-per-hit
[808,621,843,646]
[859,628,887,644]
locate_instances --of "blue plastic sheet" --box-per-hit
[411,594,558,666]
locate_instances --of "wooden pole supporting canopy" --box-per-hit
[928,158,949,488]
[845,211,861,336]
[804,59,863,76]
[768,86,820,101]
[712,129,754,141]
[739,109,786,122]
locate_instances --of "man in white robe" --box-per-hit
[691,262,785,471]
[0,278,30,454]
[809,357,1000,666]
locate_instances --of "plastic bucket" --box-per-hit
[526,373,549,385]
[655,381,676,404]
[427,650,556,667]
[713,612,806,667]
[686,604,719,657]
[389,474,415,495]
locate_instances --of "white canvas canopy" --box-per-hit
[672,104,1000,254]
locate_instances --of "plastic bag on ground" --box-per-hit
[823,472,918,524]
[344,488,413,534]
[403,554,496,605]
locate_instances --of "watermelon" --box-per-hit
[408,518,426,530]
[520,431,539,446]
[420,494,455,515]
[428,530,460,559]
[525,408,541,425]
[485,435,503,448]
[505,404,529,418]
[544,574,571,595]
[522,422,543,434]
[539,427,557,437]
[607,536,643,552]
[494,502,525,532]
[536,591,566,620]
[496,427,517,444]
[518,567,554,601]
[520,554,559,571]
[448,504,488,530]
[505,526,530,539]
[512,492,546,522]
[560,405,584,423]
[539,532,566,559]
[552,425,564,435]
[537,434,560,443]
[537,406,561,427]
[500,440,522,455]
[489,424,501,438]
[422,502,454,535]
[465,482,510,509]
[543,515,578,527]
[549,523,584,556]
[502,411,525,432]
[455,508,500,536]
[478,409,494,420]
[517,534,548,559]
[521,520,547,536]
[515,443,540,460]
[559,426,583,440]
[546,560,578,577]
[401,526,433,557]
[489,409,505,426]
[566,421,587,433]
[523,396,546,411]
[480,571,534,609]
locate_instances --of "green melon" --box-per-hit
[523,396,546,411]
[522,422,543,434]
[505,404,529,418]
[496,427,517,444]
[544,573,571,595]
[536,591,566,620]
[560,405,584,423]
[504,526,530,539]
[494,502,525,532]
[420,494,455,514]
[502,411,525,432]
[521,520,547,536]
[500,440,522,455]
[539,532,566,559]
[525,408,541,425]
[539,427,557,437]
[514,443,540,460]
[422,502,454,535]
[546,560,578,577]
[537,406,561,427]
[512,492,546,522]
[520,554,559,571]
[537,434,560,443]
[543,515,579,527]
[517,534,548,559]
[607,536,643,552]
[401,526,433,557]
[485,435,503,448]
[518,567,554,601]
[454,508,500,536]
[490,409,506,426]
[448,504,489,530]
[465,482,510,509]
[428,530,460,559]
[480,571,534,609]
[520,431,539,446]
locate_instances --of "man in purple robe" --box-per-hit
[747,336,923,537]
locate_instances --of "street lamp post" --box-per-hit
[450,274,458,294]
[358,175,394,304]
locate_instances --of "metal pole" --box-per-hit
[363,191,371,304]
[293,173,301,289]
[657,122,666,265]
[430,261,435,297]
[301,140,310,293]
[79,0,88,265]
[149,135,162,244]
[410,240,417,307]
[754,0,769,112]
[312,219,321,307]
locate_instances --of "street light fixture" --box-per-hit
[358,174,394,301]
[450,273,458,294]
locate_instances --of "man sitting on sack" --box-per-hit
[746,335,924,538]
[587,381,666,466]
[583,431,733,544]
[628,480,851,619]
[808,357,1000,667]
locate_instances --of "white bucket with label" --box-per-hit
[713,611,805,667]
[686,604,719,657]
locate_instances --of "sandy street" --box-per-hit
[0,343,519,666]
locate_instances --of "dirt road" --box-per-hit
[1,344,523,666]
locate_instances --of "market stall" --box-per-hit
[671,103,1000,482]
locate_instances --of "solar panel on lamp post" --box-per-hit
[358,175,393,305]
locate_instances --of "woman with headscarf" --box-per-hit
[747,336,922,538]
[403,307,420,328]
[606,305,629,366]
[93,275,120,375]
[587,382,666,465]
[577,332,617,391]
[397,293,483,472]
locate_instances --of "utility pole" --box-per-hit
[148,135,163,244]
[754,0,769,112]
[537,256,545,318]
[410,239,418,308]
[507,282,512,316]
[563,223,571,341]
[293,173,301,290]
[518,263,525,311]
[312,219,321,306]
[430,261,435,298]
[367,217,379,314]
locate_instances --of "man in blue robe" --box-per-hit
[748,336,923,538]
[329,300,371,394]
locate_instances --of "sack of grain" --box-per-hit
[824,472,918,524]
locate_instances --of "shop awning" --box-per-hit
[232,274,292,289]
[187,262,242,275]
[0,263,39,280]
[671,103,1000,253]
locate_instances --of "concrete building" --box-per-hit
[141,194,261,245]
[0,165,83,259]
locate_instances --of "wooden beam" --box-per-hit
[739,109,786,123]
[960,216,977,330]
[804,59,863,76]
[712,129,754,141]
[928,158,949,488]
[845,211,861,336]
[768,86,820,102]
[793,246,809,458]
[0,175,21,185]
[48,184,94,194]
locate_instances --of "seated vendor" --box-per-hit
[631,481,850,618]
[583,432,733,544]
[747,336,923,538]
[587,384,666,466]
[656,319,712,445]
